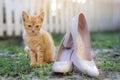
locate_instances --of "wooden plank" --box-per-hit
[60,0,65,33]
[5,0,13,36]
[54,0,59,33]
[52,0,56,32]
[49,0,54,32]
[37,0,41,13]
[52,0,56,33]
[60,0,70,33]
[69,1,73,21]
[0,0,3,36]
[74,2,78,15]
[23,0,29,12]
[65,0,70,33]
[70,0,74,17]
[30,0,35,15]
[14,0,22,36]
[36,0,41,14]
[43,0,47,30]
[68,1,71,28]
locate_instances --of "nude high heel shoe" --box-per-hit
[70,13,99,77]
[52,28,73,73]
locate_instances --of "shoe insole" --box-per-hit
[76,29,92,60]
[60,49,72,61]
[76,32,85,59]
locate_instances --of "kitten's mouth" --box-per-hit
[31,33,37,36]
[32,30,35,33]
[29,32,37,36]
[27,31,38,36]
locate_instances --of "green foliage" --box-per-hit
[0,51,31,76]
[91,31,120,49]
[92,31,120,72]
[52,33,64,46]
[96,51,120,71]
[0,51,53,79]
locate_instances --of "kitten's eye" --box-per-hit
[28,25,32,28]
[36,25,39,28]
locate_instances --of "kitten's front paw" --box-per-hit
[24,47,30,54]
[30,62,37,66]
[45,57,54,63]
[36,61,44,65]
[36,62,42,66]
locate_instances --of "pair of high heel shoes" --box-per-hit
[52,13,99,77]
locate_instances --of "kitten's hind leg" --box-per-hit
[44,46,55,63]
[36,50,44,65]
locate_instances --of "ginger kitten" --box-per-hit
[22,11,55,66]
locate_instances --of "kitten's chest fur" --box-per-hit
[25,34,44,50]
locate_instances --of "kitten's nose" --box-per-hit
[32,30,35,33]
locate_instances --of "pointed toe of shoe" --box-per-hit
[72,54,99,77]
[52,61,72,73]
[87,65,99,77]
[74,61,99,77]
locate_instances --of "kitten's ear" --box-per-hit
[38,12,45,22]
[22,11,29,22]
